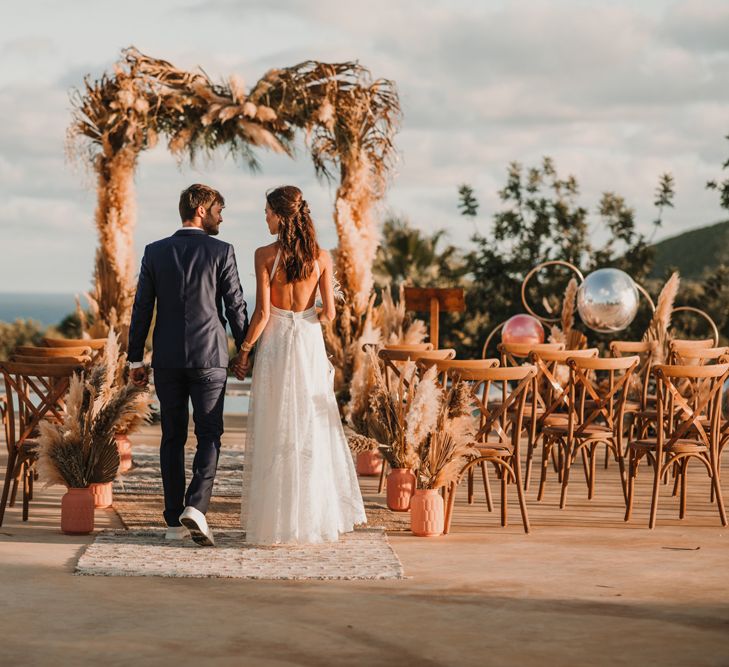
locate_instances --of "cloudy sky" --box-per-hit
[1,0,728,298]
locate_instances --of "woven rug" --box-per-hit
[75,528,405,580]
[113,494,411,532]
[114,449,243,497]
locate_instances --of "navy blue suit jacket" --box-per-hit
[127,229,249,369]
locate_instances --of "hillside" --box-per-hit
[649,219,729,279]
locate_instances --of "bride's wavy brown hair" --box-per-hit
[266,185,320,282]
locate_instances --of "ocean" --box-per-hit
[0,293,79,328]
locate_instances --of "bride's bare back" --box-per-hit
[251,241,336,318]
[267,245,319,311]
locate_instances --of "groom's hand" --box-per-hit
[230,352,249,380]
[130,366,149,387]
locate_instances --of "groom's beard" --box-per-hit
[202,214,220,235]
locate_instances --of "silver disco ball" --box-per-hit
[576,268,639,333]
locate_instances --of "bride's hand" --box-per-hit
[230,352,249,380]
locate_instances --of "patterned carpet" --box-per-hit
[76,528,405,580]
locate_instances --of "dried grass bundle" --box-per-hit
[643,272,680,363]
[415,378,479,489]
[37,347,148,488]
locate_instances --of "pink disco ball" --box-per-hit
[501,314,545,346]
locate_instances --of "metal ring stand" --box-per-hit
[671,306,720,346]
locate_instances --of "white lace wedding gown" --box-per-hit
[240,250,366,545]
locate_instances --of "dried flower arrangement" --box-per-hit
[344,285,427,436]
[36,333,148,488]
[349,348,479,488]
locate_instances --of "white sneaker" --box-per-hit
[164,525,189,541]
[179,506,215,547]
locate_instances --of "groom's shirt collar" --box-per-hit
[177,227,206,233]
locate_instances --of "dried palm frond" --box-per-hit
[69,48,400,359]
[643,272,680,363]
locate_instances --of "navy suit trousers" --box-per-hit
[154,367,227,526]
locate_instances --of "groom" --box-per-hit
[127,184,249,547]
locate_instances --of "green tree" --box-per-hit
[456,158,663,357]
[373,216,467,288]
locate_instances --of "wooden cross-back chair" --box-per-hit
[11,353,92,366]
[497,342,564,369]
[668,339,715,364]
[0,361,83,525]
[434,362,536,535]
[527,348,599,493]
[14,345,92,359]
[377,348,456,392]
[625,363,729,528]
[43,337,107,363]
[495,343,565,487]
[415,358,500,509]
[538,355,639,509]
[609,340,659,461]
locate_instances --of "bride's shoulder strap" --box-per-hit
[270,247,281,278]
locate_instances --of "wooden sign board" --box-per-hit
[403,287,465,349]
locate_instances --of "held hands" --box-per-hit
[130,366,150,388]
[230,351,250,380]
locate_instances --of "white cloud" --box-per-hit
[0,0,728,297]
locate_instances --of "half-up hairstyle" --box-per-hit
[266,185,320,282]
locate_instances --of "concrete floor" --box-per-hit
[1,420,728,666]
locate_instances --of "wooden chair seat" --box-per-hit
[630,438,708,454]
[475,441,513,456]
[543,422,612,437]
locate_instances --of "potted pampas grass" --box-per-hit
[345,287,427,476]
[37,333,147,533]
[356,348,478,522]
[410,377,479,536]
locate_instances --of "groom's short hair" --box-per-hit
[179,184,225,221]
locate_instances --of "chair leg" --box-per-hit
[377,460,388,494]
[649,457,662,529]
[624,450,635,522]
[22,462,30,522]
[538,440,551,502]
[500,467,508,527]
[524,435,536,492]
[480,461,493,512]
[679,458,688,520]
[604,444,609,469]
[617,448,628,504]
[560,443,573,509]
[443,481,458,534]
[711,460,728,527]
[513,455,530,534]
[0,449,18,527]
[467,467,474,504]
[588,444,598,500]
[581,447,590,488]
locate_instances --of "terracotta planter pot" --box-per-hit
[61,487,95,535]
[89,482,113,509]
[410,489,444,537]
[356,450,383,476]
[115,434,133,473]
[386,468,415,512]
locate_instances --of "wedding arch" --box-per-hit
[67,47,400,358]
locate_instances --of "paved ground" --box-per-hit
[1,416,728,666]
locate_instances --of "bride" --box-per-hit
[234,185,366,545]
